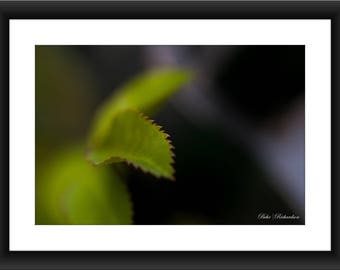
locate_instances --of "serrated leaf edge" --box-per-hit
[85,109,176,181]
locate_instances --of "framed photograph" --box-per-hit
[2,0,338,269]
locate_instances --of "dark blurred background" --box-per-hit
[36,45,305,225]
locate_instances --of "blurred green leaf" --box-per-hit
[36,46,97,145]
[86,110,175,180]
[36,146,133,225]
[89,68,192,146]
[86,68,192,180]
[108,68,192,113]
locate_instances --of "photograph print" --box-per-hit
[35,45,305,225]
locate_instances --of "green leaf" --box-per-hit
[97,68,192,116]
[86,68,192,179]
[86,110,175,180]
[36,146,133,225]
[89,68,192,146]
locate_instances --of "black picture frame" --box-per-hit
[1,1,338,269]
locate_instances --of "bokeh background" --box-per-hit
[36,45,305,225]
